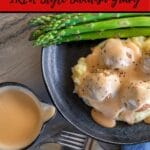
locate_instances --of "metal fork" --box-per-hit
[57,130,90,150]
[31,130,92,150]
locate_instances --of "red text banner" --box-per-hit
[0,0,149,12]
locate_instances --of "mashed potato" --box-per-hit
[72,37,150,128]
[72,58,87,85]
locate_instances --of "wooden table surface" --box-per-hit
[0,13,47,99]
[0,13,70,149]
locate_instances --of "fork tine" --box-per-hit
[57,130,87,150]
[59,137,84,146]
[61,131,87,138]
[58,141,84,150]
[60,134,85,142]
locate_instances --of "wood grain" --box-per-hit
[0,13,49,100]
[0,13,67,150]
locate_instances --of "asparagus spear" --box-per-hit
[58,28,150,44]
[28,15,54,26]
[30,13,150,40]
[34,28,150,47]
[39,13,150,31]
[57,16,150,36]
[29,13,82,39]
[29,16,75,40]
[29,13,150,27]
[34,16,150,46]
[28,13,82,26]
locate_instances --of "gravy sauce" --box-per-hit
[0,87,41,146]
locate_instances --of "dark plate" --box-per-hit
[42,40,150,144]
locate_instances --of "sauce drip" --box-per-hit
[91,109,116,128]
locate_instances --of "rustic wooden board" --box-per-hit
[0,13,67,150]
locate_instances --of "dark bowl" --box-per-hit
[42,40,150,144]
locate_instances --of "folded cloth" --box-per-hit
[121,142,150,150]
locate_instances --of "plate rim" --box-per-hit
[41,46,149,144]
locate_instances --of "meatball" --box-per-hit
[121,81,150,111]
[140,55,150,74]
[78,70,120,103]
[102,39,137,69]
